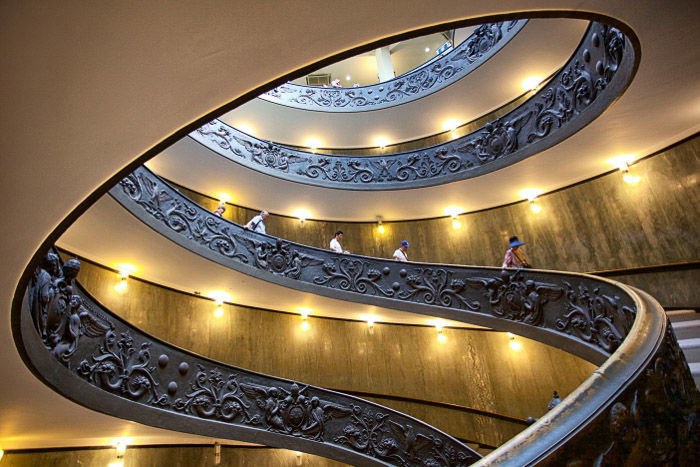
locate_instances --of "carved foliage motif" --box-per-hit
[467,270,563,326]
[190,22,631,189]
[120,173,248,262]
[397,268,480,311]
[313,258,395,297]
[78,330,169,406]
[237,237,323,279]
[555,281,635,353]
[260,21,525,111]
[174,365,259,424]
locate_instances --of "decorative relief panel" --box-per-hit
[113,166,640,359]
[25,251,479,465]
[258,21,526,112]
[190,22,635,190]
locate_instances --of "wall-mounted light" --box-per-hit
[214,442,221,465]
[207,291,231,318]
[508,332,523,351]
[305,137,322,153]
[444,207,464,230]
[345,75,351,81]
[361,314,377,334]
[607,155,640,184]
[424,47,430,52]
[376,216,385,234]
[0,449,4,461]
[519,188,543,214]
[299,307,312,331]
[437,331,447,343]
[521,75,543,92]
[295,451,303,466]
[235,123,255,136]
[114,263,136,293]
[442,118,463,138]
[429,319,447,343]
[374,136,390,151]
[292,209,311,225]
[216,193,231,204]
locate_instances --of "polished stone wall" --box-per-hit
[181,134,700,306]
[73,258,594,448]
[1,446,345,467]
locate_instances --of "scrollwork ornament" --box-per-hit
[313,258,395,297]
[78,330,168,406]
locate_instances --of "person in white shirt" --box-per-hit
[393,240,410,262]
[329,230,349,253]
[244,210,269,234]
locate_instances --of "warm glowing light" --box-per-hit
[114,278,128,293]
[362,314,377,328]
[216,193,232,204]
[521,75,543,91]
[0,449,4,461]
[292,209,311,223]
[298,307,312,319]
[443,206,463,218]
[235,123,254,135]
[300,320,310,332]
[109,462,124,467]
[442,118,463,132]
[519,188,543,201]
[304,138,322,152]
[623,172,641,184]
[429,319,445,332]
[207,290,232,305]
[424,47,430,52]
[112,438,130,458]
[530,201,542,214]
[452,219,462,229]
[213,306,224,318]
[374,136,390,149]
[607,154,637,171]
[345,75,351,81]
[508,333,523,351]
[437,331,447,343]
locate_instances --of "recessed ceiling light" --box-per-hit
[518,188,543,201]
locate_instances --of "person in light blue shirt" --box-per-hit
[244,211,269,234]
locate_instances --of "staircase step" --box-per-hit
[666,309,700,323]
[671,319,700,340]
[679,338,700,363]
[689,362,700,388]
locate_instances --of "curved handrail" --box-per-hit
[103,165,699,464]
[20,251,480,466]
[190,21,636,191]
[258,21,527,112]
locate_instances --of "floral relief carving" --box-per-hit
[174,365,259,424]
[313,258,395,297]
[467,270,563,326]
[397,268,480,311]
[237,237,323,279]
[555,281,635,352]
[78,330,169,406]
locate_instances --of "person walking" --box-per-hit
[393,240,410,262]
[502,236,531,268]
[330,230,349,253]
[244,210,269,234]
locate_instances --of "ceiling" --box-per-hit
[2,0,700,452]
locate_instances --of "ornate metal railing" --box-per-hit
[257,21,527,112]
[20,251,480,465]
[190,21,635,190]
[102,166,698,464]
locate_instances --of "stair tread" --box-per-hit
[666,310,700,322]
[671,319,700,329]
[679,337,700,348]
[689,362,700,374]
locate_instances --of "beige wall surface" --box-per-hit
[73,259,594,447]
[183,134,700,306]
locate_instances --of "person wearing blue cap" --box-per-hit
[393,240,410,262]
[502,236,531,268]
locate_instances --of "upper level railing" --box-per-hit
[191,22,636,190]
[257,21,526,112]
[100,166,698,464]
